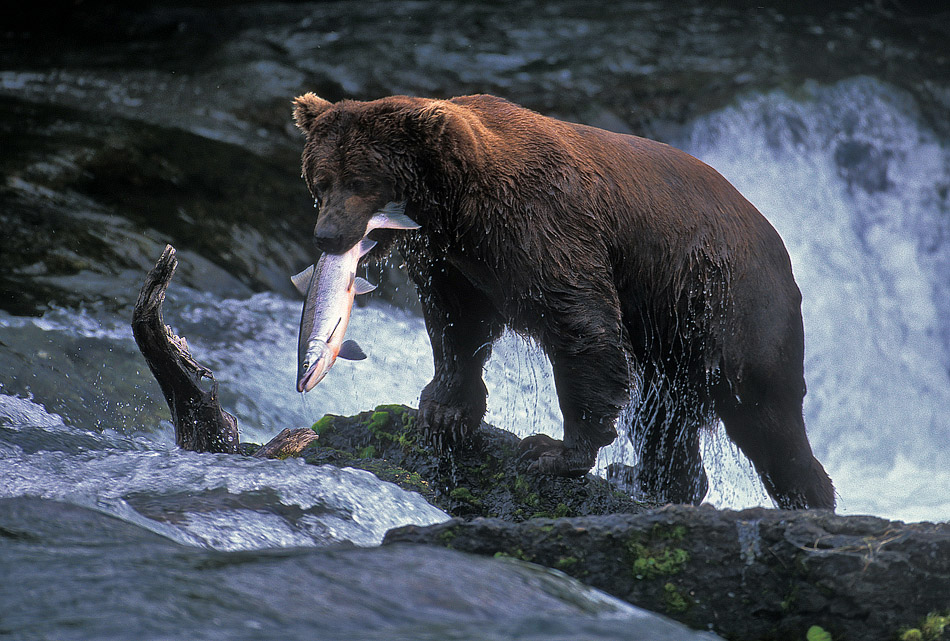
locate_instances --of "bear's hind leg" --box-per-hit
[627,367,710,505]
[716,383,835,510]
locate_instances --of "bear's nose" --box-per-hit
[312,230,349,255]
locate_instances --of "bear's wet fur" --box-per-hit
[292,92,835,510]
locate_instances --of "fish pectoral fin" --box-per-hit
[358,238,378,258]
[290,265,314,296]
[354,277,377,295]
[337,339,367,361]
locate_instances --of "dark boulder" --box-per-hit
[384,506,950,641]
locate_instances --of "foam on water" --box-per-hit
[0,406,447,550]
[166,294,434,445]
[0,392,68,430]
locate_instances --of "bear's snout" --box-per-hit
[312,227,353,255]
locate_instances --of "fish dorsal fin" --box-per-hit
[337,339,367,361]
[290,265,314,296]
[354,277,377,295]
[358,238,377,258]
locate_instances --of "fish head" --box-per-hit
[297,340,335,393]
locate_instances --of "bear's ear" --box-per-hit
[414,102,451,139]
[292,93,333,133]
[408,100,485,163]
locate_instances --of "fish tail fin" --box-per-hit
[376,212,421,230]
[368,202,420,231]
[358,238,378,257]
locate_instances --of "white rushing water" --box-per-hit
[681,77,950,522]
[1,76,948,536]
[0,396,448,550]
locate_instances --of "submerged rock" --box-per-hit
[0,496,724,641]
[385,505,950,641]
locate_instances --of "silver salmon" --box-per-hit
[293,202,419,393]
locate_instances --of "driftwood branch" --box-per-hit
[132,244,239,453]
[252,428,319,459]
[132,244,318,459]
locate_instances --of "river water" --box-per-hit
[1,2,948,639]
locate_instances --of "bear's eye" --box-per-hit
[312,178,331,206]
[348,178,368,193]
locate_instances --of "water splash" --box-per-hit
[0,416,447,550]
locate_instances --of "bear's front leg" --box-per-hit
[519,291,630,477]
[411,260,503,452]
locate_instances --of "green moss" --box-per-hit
[358,445,377,458]
[555,556,579,570]
[627,525,690,580]
[806,625,833,641]
[494,549,532,562]
[662,582,689,614]
[366,410,391,435]
[922,613,950,638]
[901,612,950,641]
[450,486,482,506]
[653,523,686,541]
[631,545,689,579]
[362,405,422,452]
[373,404,418,432]
[437,527,457,547]
[374,403,407,416]
[513,475,531,494]
[311,415,335,435]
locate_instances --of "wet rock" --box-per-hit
[0,96,311,315]
[385,505,950,641]
[298,404,652,521]
[0,496,725,641]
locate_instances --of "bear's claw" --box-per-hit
[419,400,476,455]
[518,434,593,478]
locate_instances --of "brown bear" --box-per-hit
[292,92,835,510]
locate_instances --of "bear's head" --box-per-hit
[292,93,485,255]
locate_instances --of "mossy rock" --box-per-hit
[296,404,649,521]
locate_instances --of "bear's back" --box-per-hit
[445,94,791,279]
